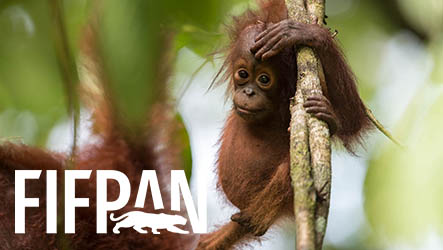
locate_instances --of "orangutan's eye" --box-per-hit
[258,74,270,84]
[238,70,249,79]
[256,73,273,89]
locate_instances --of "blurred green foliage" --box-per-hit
[366,85,443,240]
[93,0,247,136]
[174,114,193,182]
[0,0,442,249]
[326,0,442,249]
[0,0,250,145]
[0,1,66,145]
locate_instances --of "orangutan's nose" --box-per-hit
[243,87,255,97]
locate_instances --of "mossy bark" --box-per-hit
[285,0,331,250]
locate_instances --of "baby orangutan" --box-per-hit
[197,0,371,249]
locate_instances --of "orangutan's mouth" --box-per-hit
[235,106,263,116]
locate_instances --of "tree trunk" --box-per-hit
[286,0,331,249]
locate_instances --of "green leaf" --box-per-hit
[174,114,193,182]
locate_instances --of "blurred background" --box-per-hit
[0,0,442,249]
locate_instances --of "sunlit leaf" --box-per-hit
[174,114,193,182]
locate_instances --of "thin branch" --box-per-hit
[48,0,80,165]
[366,107,404,147]
[48,1,79,249]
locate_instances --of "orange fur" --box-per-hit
[0,15,197,250]
[198,0,372,249]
